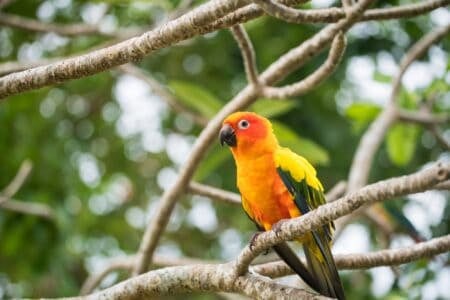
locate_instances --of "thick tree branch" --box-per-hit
[0,0,249,99]
[77,264,323,299]
[1,0,448,99]
[253,0,343,24]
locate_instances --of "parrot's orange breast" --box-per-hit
[236,153,301,231]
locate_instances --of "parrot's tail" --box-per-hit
[303,234,346,300]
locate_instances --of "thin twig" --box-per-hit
[187,182,241,204]
[118,65,208,126]
[397,109,450,125]
[0,12,139,37]
[0,198,56,221]
[230,25,260,86]
[1,159,33,199]
[262,31,346,98]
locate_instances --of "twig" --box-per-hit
[187,182,241,204]
[233,162,449,275]
[397,109,450,125]
[230,25,260,87]
[132,0,374,276]
[0,12,138,37]
[262,31,346,98]
[429,125,450,150]
[1,159,32,199]
[0,198,55,221]
[117,65,208,126]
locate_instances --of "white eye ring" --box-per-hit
[238,119,250,130]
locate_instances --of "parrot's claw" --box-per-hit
[272,219,289,236]
[249,232,262,251]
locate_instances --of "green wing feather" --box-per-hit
[275,147,345,300]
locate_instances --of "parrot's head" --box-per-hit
[219,112,278,157]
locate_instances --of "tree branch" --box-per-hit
[397,109,450,125]
[253,234,450,278]
[0,12,138,37]
[1,0,448,99]
[262,31,346,98]
[1,159,32,199]
[230,24,260,86]
[117,64,208,126]
[0,0,249,99]
[0,198,56,221]
[187,182,241,204]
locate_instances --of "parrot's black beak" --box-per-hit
[219,124,237,147]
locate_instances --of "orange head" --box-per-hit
[219,112,278,157]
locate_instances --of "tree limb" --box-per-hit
[253,234,450,277]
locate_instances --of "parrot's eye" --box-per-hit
[238,119,250,130]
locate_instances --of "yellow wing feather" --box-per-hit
[274,147,323,191]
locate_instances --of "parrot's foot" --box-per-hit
[272,218,289,236]
[249,232,262,251]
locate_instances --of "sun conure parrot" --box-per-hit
[220,111,345,299]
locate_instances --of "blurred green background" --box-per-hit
[0,0,449,299]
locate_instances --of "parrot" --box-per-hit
[219,111,345,299]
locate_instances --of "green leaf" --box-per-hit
[250,98,296,118]
[386,123,420,167]
[398,89,419,109]
[195,144,232,181]
[373,71,392,83]
[168,80,223,118]
[345,102,381,132]
[346,102,381,122]
[272,121,329,165]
